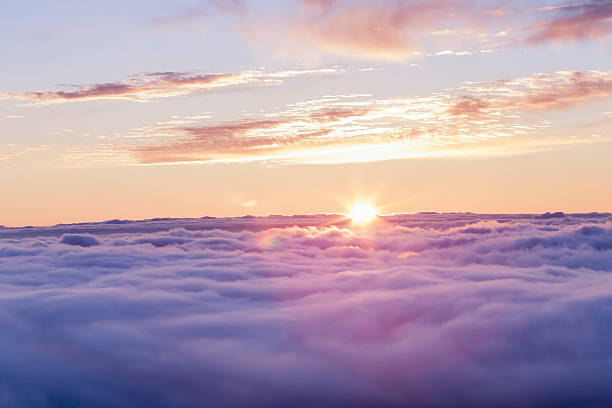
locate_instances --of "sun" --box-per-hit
[348,202,378,224]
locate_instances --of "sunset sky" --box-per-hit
[2,0,611,226]
[3,3,612,406]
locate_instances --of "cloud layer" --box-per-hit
[2,213,612,407]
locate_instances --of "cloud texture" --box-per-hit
[2,213,612,407]
[131,70,612,164]
[239,0,612,61]
[525,0,612,44]
[290,0,466,60]
[3,69,340,104]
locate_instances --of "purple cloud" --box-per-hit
[59,234,102,247]
[1,213,612,406]
[525,0,612,44]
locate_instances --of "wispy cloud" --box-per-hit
[240,1,612,60]
[131,106,365,164]
[286,0,474,60]
[2,68,342,104]
[450,70,612,113]
[524,0,612,44]
[140,1,612,62]
[129,70,612,164]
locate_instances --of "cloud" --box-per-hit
[247,0,611,61]
[450,70,612,112]
[141,1,611,61]
[524,0,612,44]
[2,68,342,104]
[286,0,473,60]
[1,213,612,406]
[239,1,612,60]
[128,70,612,164]
[131,105,369,163]
[59,234,101,247]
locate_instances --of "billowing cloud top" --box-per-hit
[2,212,612,406]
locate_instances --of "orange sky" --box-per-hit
[1,0,611,227]
[2,142,610,227]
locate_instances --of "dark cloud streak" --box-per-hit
[525,0,612,44]
[3,69,340,104]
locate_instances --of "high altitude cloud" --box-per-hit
[450,70,612,112]
[130,70,612,164]
[143,1,612,62]
[1,213,612,407]
[290,0,467,60]
[525,0,612,44]
[2,68,341,104]
[241,0,612,60]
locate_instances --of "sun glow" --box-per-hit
[348,202,378,224]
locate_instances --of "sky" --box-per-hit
[1,0,612,226]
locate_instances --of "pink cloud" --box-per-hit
[448,70,612,114]
[289,0,469,60]
[3,68,342,104]
[144,1,612,61]
[129,70,612,164]
[132,107,366,163]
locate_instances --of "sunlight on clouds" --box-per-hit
[112,70,612,166]
[2,68,344,104]
[1,213,612,406]
[30,69,611,168]
[348,201,378,223]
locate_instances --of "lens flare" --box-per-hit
[348,202,378,224]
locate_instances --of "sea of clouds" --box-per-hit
[1,212,612,407]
